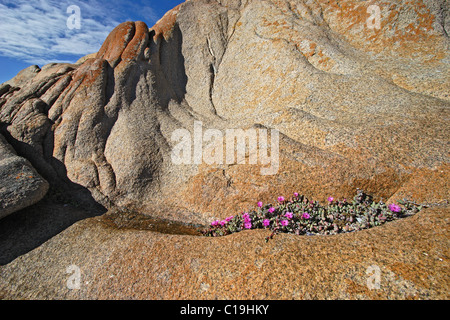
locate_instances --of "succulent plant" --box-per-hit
[201,190,426,241]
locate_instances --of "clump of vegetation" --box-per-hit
[202,190,425,242]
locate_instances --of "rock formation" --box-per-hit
[0,0,448,299]
[1,0,448,225]
[0,133,49,219]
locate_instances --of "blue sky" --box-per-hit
[0,0,184,84]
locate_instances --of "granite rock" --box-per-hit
[0,0,448,225]
[0,0,448,300]
[0,204,448,299]
[0,134,49,219]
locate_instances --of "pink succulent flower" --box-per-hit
[293,192,299,197]
[257,201,263,208]
[278,196,285,202]
[268,207,275,213]
[220,220,227,226]
[242,213,252,224]
[263,219,270,227]
[281,220,289,226]
[389,204,401,213]
[244,222,252,229]
[302,212,311,219]
[211,220,219,227]
[285,212,293,219]
[328,197,334,202]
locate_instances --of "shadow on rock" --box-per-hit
[0,195,105,266]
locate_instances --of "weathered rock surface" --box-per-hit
[0,204,448,299]
[0,0,448,224]
[0,134,49,219]
[0,0,448,300]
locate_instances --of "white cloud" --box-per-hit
[0,0,122,66]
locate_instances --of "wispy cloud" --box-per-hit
[0,0,158,66]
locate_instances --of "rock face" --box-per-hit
[0,0,449,301]
[0,204,448,299]
[0,0,448,225]
[0,134,49,219]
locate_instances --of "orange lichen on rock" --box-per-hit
[388,164,450,205]
[71,58,108,87]
[318,0,445,60]
[120,21,149,64]
[150,4,183,42]
[95,21,149,69]
[96,21,136,68]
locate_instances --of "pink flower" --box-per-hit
[257,201,263,208]
[263,219,270,227]
[244,222,252,229]
[268,207,275,213]
[226,216,234,222]
[285,212,293,219]
[293,192,299,197]
[302,212,311,219]
[242,212,251,223]
[220,220,227,226]
[211,220,219,227]
[328,197,334,202]
[389,204,401,213]
[278,196,285,203]
[281,220,289,226]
